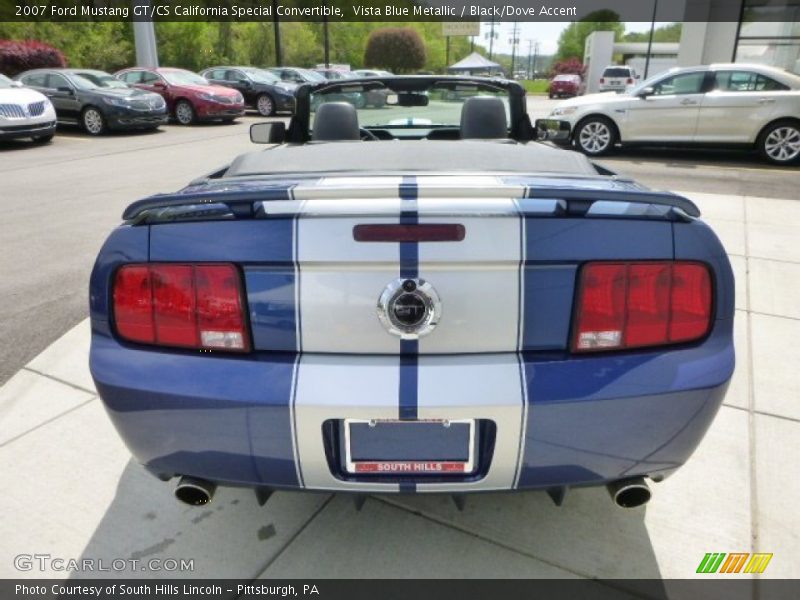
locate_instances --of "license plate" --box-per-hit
[344,419,476,475]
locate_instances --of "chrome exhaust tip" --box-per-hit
[607,477,651,508]
[174,476,216,506]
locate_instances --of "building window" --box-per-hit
[735,0,800,73]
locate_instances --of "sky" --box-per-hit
[477,22,673,57]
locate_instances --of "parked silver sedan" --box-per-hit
[549,64,800,165]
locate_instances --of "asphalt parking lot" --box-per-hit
[1,99,798,590]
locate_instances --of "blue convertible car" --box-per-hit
[90,77,734,509]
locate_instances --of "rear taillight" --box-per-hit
[626,78,634,84]
[599,77,605,84]
[113,263,249,352]
[573,261,712,353]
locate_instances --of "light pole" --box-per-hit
[272,0,282,66]
[644,0,658,79]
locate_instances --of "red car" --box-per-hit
[114,67,245,125]
[548,74,585,99]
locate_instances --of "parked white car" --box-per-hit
[598,65,638,93]
[0,73,57,143]
[550,64,800,165]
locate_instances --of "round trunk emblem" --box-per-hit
[377,278,441,339]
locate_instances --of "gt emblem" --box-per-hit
[377,278,441,340]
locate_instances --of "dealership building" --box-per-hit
[581,0,799,93]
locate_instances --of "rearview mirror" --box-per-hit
[636,86,655,98]
[534,118,571,142]
[386,93,429,107]
[250,122,286,144]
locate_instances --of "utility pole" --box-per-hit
[509,22,519,77]
[446,35,451,67]
[526,39,533,79]
[488,17,496,60]
[533,41,539,78]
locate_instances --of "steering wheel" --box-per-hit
[360,128,379,141]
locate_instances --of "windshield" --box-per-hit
[325,70,356,80]
[243,68,279,84]
[310,81,511,138]
[0,73,13,88]
[299,69,326,82]
[162,70,208,86]
[71,71,128,89]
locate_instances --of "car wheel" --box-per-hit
[32,133,54,144]
[175,100,196,125]
[575,117,617,156]
[256,93,275,117]
[82,107,106,136]
[372,96,386,109]
[758,121,800,165]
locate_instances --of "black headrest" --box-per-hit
[460,96,508,140]
[312,102,360,141]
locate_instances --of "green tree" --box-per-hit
[364,27,426,73]
[623,23,682,43]
[555,10,625,62]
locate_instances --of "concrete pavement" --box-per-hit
[1,189,797,590]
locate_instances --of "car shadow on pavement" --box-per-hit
[71,460,666,594]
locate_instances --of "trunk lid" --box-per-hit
[146,176,676,355]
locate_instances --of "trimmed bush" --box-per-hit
[364,27,426,74]
[549,57,586,78]
[0,39,67,77]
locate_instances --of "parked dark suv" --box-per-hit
[15,68,167,135]
[200,66,296,116]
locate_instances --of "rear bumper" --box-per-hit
[91,323,734,494]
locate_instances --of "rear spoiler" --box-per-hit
[123,186,700,225]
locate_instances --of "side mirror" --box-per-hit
[57,86,74,95]
[636,86,655,98]
[239,79,252,87]
[153,81,166,89]
[250,122,286,144]
[10,80,23,88]
[534,118,571,142]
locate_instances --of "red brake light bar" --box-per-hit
[113,263,249,352]
[573,261,712,353]
[354,224,465,242]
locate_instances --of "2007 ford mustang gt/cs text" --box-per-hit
[90,76,734,510]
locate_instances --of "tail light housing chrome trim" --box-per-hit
[113,263,250,353]
[572,261,713,353]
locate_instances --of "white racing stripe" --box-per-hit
[289,176,529,491]
[414,354,526,492]
[292,351,402,492]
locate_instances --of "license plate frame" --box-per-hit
[343,418,476,475]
